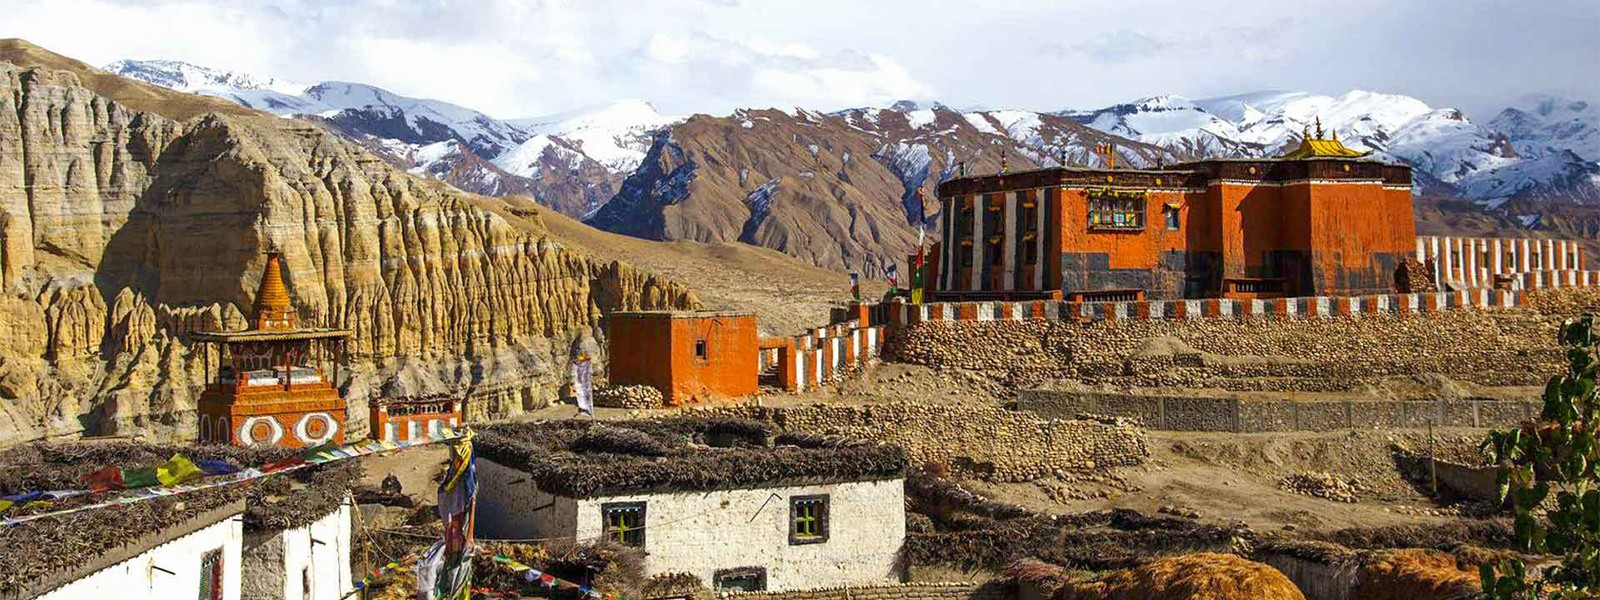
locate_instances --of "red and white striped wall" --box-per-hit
[882,289,1526,327]
[761,321,886,393]
[1416,235,1589,289]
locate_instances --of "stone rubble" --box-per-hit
[1278,471,1363,503]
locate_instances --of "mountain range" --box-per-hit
[105,59,1600,273]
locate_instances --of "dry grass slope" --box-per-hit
[1055,552,1306,600]
[1351,549,1481,600]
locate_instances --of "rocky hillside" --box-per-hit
[587,105,1167,273]
[0,39,697,447]
[105,58,1596,276]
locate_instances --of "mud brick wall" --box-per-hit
[688,402,1147,482]
[718,582,1012,600]
[1017,389,1541,432]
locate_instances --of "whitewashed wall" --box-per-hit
[476,459,578,541]
[242,500,354,600]
[576,479,905,592]
[39,514,244,600]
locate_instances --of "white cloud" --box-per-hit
[1,0,1594,120]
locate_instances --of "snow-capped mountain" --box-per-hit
[1489,95,1599,163]
[1062,89,1598,206]
[102,59,682,214]
[103,56,1596,259]
[103,58,306,95]
[496,99,681,179]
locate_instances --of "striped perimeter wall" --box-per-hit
[760,321,886,393]
[882,289,1526,327]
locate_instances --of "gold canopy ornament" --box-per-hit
[1280,116,1371,159]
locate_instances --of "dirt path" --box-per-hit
[970,428,1491,535]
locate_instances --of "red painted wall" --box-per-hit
[608,312,759,406]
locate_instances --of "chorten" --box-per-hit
[193,252,353,448]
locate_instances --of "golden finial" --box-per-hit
[1331,129,1339,142]
[1314,117,1325,140]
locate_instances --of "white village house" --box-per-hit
[1,443,357,600]
[241,495,356,600]
[475,419,909,593]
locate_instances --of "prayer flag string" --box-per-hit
[0,428,465,528]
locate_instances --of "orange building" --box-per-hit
[193,253,352,448]
[370,394,463,444]
[932,131,1416,300]
[607,310,759,405]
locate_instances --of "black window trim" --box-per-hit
[788,494,830,545]
[601,501,647,548]
[714,566,768,592]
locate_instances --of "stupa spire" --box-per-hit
[253,251,298,331]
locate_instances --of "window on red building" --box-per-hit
[1088,190,1145,231]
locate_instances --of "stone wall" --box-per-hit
[689,403,1146,482]
[718,581,1011,600]
[883,290,1600,391]
[1017,389,1541,432]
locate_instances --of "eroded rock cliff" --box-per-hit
[0,47,697,447]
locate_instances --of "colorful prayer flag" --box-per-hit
[885,264,899,289]
[419,431,476,600]
[196,460,239,476]
[157,455,204,486]
[81,466,124,492]
[849,272,860,301]
[121,467,159,489]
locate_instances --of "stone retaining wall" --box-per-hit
[718,581,1011,600]
[882,298,1577,391]
[1017,389,1540,432]
[687,402,1146,482]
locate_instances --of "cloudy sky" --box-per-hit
[6,0,1597,120]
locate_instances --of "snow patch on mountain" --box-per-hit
[104,59,306,95]
[496,100,681,177]
[1490,94,1599,162]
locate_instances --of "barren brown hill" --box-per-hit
[586,106,1172,273]
[0,40,703,446]
[530,202,880,335]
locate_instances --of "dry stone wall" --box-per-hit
[717,582,1011,600]
[690,403,1146,482]
[885,289,1600,392]
[594,385,666,409]
[1017,389,1542,432]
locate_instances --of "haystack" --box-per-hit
[1054,552,1305,600]
[1351,549,1480,600]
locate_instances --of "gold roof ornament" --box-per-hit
[1280,115,1371,159]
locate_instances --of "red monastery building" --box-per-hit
[193,253,352,448]
[931,128,1417,301]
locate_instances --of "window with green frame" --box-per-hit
[602,501,646,547]
[789,494,829,544]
